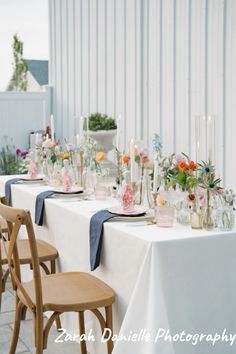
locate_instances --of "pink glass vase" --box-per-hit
[155,205,175,228]
[120,183,135,212]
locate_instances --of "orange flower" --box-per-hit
[189,160,197,170]
[157,195,167,206]
[178,161,189,171]
[123,155,130,164]
[96,151,106,161]
[59,152,71,160]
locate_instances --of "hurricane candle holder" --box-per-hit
[195,115,216,164]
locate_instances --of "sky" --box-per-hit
[0,0,48,91]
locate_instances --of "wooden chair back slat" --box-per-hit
[0,201,43,315]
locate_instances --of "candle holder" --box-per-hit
[195,115,216,164]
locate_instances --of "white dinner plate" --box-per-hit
[19,175,45,182]
[107,205,148,216]
[112,213,154,222]
[50,188,91,198]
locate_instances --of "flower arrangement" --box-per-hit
[158,153,198,192]
[0,144,27,175]
[167,154,198,192]
[197,160,221,191]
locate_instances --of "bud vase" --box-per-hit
[202,190,214,231]
[216,205,235,231]
[135,172,154,208]
[176,201,191,225]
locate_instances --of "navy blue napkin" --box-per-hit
[35,191,55,226]
[5,178,22,205]
[89,210,117,271]
[35,189,83,226]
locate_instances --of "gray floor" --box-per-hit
[0,276,81,354]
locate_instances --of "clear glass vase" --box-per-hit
[176,201,191,225]
[216,205,235,231]
[135,172,154,208]
[190,203,203,229]
[202,190,214,231]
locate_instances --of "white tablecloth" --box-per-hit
[1,176,236,354]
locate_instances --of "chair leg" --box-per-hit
[21,305,27,320]
[0,279,2,311]
[35,313,44,354]
[78,311,87,354]
[55,316,62,331]
[8,299,24,354]
[50,260,56,274]
[2,268,9,291]
[105,306,113,354]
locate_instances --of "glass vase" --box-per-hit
[216,205,235,231]
[175,201,191,225]
[135,172,154,208]
[155,204,175,228]
[195,115,216,163]
[202,190,214,231]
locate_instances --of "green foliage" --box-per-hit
[168,170,198,191]
[0,145,22,175]
[198,160,221,190]
[88,113,117,132]
[6,34,28,91]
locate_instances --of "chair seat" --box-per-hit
[1,239,58,265]
[18,272,115,312]
[0,217,8,233]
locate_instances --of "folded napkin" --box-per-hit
[5,178,22,205]
[35,190,83,226]
[89,210,117,271]
[35,191,55,226]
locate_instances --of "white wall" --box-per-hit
[27,72,42,92]
[0,90,51,150]
[49,0,236,189]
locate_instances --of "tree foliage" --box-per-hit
[7,34,28,91]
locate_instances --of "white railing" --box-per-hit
[0,87,52,150]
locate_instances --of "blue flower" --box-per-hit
[152,134,163,160]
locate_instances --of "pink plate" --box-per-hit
[108,205,147,216]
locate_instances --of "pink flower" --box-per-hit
[196,187,206,208]
[139,148,149,164]
[21,150,29,157]
[172,154,186,165]
[16,149,29,157]
[42,138,54,149]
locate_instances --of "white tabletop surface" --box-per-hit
[1,175,236,354]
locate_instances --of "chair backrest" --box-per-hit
[0,222,3,309]
[0,200,43,313]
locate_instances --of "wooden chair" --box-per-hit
[0,217,8,234]
[0,202,115,354]
[0,216,8,303]
[0,197,59,313]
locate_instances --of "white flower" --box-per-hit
[66,143,74,152]
[42,139,54,149]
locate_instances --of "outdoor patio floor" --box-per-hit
[0,276,81,354]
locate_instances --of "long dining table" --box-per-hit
[0,175,236,354]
